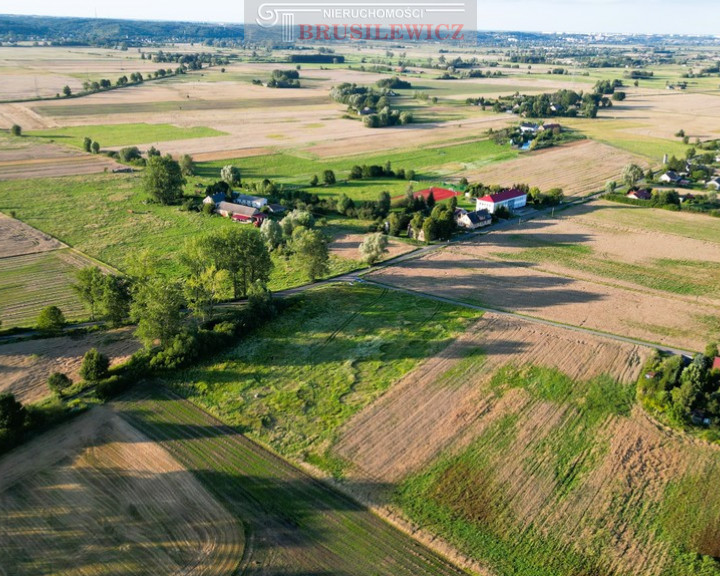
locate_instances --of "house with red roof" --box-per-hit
[475,188,528,214]
[713,357,720,371]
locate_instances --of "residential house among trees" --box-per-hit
[215,201,266,225]
[476,188,528,214]
[627,189,653,200]
[455,208,492,229]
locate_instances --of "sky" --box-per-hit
[0,0,717,36]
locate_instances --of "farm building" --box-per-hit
[203,191,229,205]
[659,171,681,184]
[235,193,268,210]
[215,201,265,225]
[455,208,492,230]
[706,177,720,190]
[476,189,528,214]
[627,189,653,200]
[520,122,539,135]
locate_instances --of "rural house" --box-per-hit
[706,177,720,190]
[203,191,228,205]
[476,189,528,214]
[627,189,653,200]
[215,201,266,224]
[235,193,268,210]
[455,208,492,230]
[520,122,539,135]
[659,171,681,184]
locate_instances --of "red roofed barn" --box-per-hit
[475,189,528,214]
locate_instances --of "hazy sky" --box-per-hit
[0,0,717,35]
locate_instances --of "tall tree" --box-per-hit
[622,163,644,188]
[184,264,229,322]
[0,393,26,445]
[142,154,186,205]
[131,277,186,348]
[221,165,241,186]
[73,267,106,321]
[260,219,283,251]
[179,154,196,176]
[290,228,329,281]
[359,233,389,265]
[205,228,272,299]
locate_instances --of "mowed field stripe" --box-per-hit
[116,388,469,576]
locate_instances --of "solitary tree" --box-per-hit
[101,275,132,327]
[179,154,196,176]
[91,141,100,154]
[62,85,72,97]
[143,154,186,205]
[37,306,65,332]
[47,372,72,396]
[290,228,329,281]
[0,393,26,445]
[323,169,336,185]
[83,137,92,152]
[80,348,110,382]
[221,164,241,187]
[622,163,644,188]
[10,124,21,136]
[359,233,389,265]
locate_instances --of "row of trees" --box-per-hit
[349,162,415,181]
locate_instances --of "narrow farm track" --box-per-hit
[116,389,470,576]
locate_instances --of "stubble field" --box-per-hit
[0,406,244,576]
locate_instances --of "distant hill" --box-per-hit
[0,14,244,45]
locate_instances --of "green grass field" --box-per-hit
[27,123,226,148]
[165,283,480,472]
[0,173,365,287]
[199,139,518,198]
[0,249,93,328]
[117,387,469,576]
[395,364,720,576]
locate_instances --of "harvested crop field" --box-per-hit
[0,406,243,576]
[0,136,121,180]
[335,313,720,576]
[0,327,141,404]
[367,240,719,351]
[329,233,416,262]
[334,312,649,483]
[116,388,469,576]
[0,248,97,328]
[462,140,646,198]
[0,211,64,257]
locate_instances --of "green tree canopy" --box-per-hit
[142,154,186,205]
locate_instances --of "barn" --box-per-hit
[475,189,528,214]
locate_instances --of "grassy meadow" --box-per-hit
[164,283,480,472]
[27,123,226,148]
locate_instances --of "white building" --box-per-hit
[235,193,268,210]
[476,189,528,214]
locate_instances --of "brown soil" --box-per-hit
[334,313,648,482]
[0,212,64,257]
[463,140,645,198]
[0,407,243,576]
[0,327,142,404]
[329,233,416,261]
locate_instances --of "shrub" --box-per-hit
[48,372,72,396]
[80,348,110,382]
[10,124,21,136]
[37,306,66,331]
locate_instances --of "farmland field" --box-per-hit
[0,248,100,328]
[332,313,720,576]
[0,211,63,257]
[0,406,244,576]
[0,327,141,404]
[367,201,720,351]
[116,388,470,576]
[27,123,226,149]
[164,283,480,469]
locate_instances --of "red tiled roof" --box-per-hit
[478,188,527,204]
[713,357,720,371]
